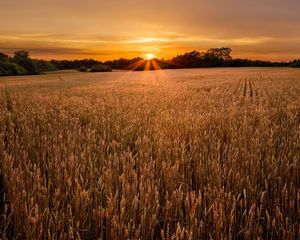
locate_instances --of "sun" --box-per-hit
[146,53,154,60]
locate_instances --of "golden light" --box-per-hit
[146,53,154,60]
[127,53,162,71]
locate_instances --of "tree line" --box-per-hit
[0,51,111,77]
[1,48,299,76]
[104,48,299,70]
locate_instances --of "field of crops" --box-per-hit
[0,68,299,239]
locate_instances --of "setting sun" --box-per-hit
[146,53,154,60]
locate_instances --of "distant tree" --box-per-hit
[14,50,30,59]
[201,48,232,67]
[170,51,203,68]
[105,57,145,70]
[51,60,65,70]
[50,59,100,70]
[90,63,112,72]
[34,59,57,72]
[13,50,38,74]
[168,48,233,68]
[206,48,232,61]
[78,66,88,72]
[0,52,9,62]
[290,59,300,68]
[0,62,27,76]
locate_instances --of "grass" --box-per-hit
[0,68,299,239]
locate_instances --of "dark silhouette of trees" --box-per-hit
[0,62,27,76]
[105,57,144,70]
[206,48,232,61]
[202,48,232,67]
[14,50,30,59]
[90,63,112,72]
[0,48,299,77]
[51,59,103,70]
[0,52,9,62]
[169,51,203,68]
[13,50,38,74]
[0,51,28,76]
[34,59,57,72]
[290,59,300,67]
[169,48,233,68]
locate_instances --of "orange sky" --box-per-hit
[1,0,300,61]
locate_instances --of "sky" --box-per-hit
[1,0,300,61]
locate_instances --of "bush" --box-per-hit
[34,60,57,72]
[14,51,39,75]
[90,63,112,72]
[0,62,28,76]
[290,60,300,68]
[0,52,9,62]
[78,66,88,72]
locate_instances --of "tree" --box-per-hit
[0,62,27,76]
[13,50,38,74]
[90,63,112,72]
[206,48,232,61]
[34,59,57,72]
[290,59,300,68]
[0,52,9,62]
[14,50,30,59]
[170,51,203,68]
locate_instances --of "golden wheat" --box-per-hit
[0,68,299,239]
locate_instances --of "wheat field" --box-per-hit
[0,68,299,239]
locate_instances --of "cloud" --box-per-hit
[1,0,300,60]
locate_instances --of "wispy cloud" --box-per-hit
[1,0,300,60]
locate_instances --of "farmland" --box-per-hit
[0,68,299,239]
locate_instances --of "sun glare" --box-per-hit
[146,53,154,60]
